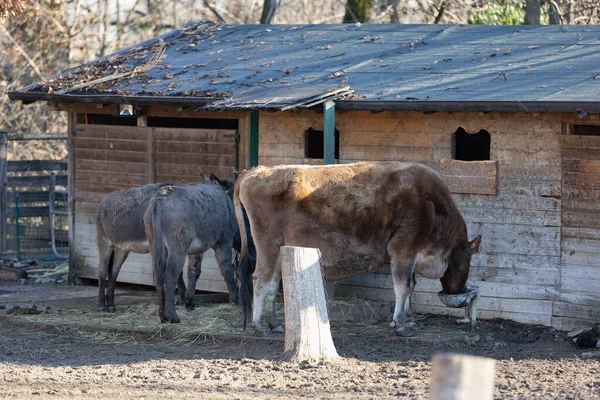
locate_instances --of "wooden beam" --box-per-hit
[430,354,495,400]
[0,131,7,254]
[248,111,259,167]
[67,113,76,284]
[323,101,335,165]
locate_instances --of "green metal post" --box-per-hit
[249,111,259,167]
[323,101,336,165]
[15,192,20,260]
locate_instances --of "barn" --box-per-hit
[9,21,600,331]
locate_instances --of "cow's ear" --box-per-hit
[469,235,482,254]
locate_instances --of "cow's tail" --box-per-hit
[147,199,167,298]
[234,175,252,330]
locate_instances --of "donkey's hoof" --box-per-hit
[185,302,195,311]
[107,306,116,313]
[230,295,240,305]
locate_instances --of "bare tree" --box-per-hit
[260,0,277,23]
[525,0,541,24]
[343,0,375,23]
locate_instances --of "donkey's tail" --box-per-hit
[234,174,253,331]
[146,198,168,299]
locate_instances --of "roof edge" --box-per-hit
[7,92,216,108]
[336,100,600,114]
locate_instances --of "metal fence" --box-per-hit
[0,131,68,260]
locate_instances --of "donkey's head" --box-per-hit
[209,173,235,199]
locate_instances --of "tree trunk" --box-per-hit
[525,0,541,25]
[431,354,495,400]
[260,0,276,24]
[343,0,375,23]
[281,246,339,362]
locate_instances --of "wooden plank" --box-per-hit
[340,146,447,162]
[75,213,96,225]
[75,137,147,152]
[73,191,106,204]
[561,250,600,268]
[156,152,235,166]
[156,141,235,155]
[147,124,156,184]
[470,253,560,272]
[559,290,600,307]
[338,131,447,148]
[68,114,76,283]
[465,222,560,241]
[156,164,233,180]
[8,160,67,172]
[255,143,304,158]
[561,238,600,254]
[460,206,560,227]
[259,156,304,167]
[7,191,52,204]
[562,211,600,229]
[497,178,561,197]
[75,159,148,175]
[562,227,600,241]
[469,265,559,285]
[76,170,148,186]
[494,134,560,151]
[7,206,53,218]
[442,176,496,195]
[76,202,99,215]
[454,194,560,212]
[440,159,497,177]
[494,150,561,165]
[77,125,149,141]
[75,148,149,164]
[562,185,600,201]
[498,164,561,181]
[562,148,600,161]
[75,181,136,194]
[560,276,600,294]
[563,172,600,187]
[553,301,600,321]
[154,128,237,143]
[562,159,600,174]
[561,135,600,150]
[8,175,68,188]
[562,198,600,213]
[0,131,6,254]
[551,316,594,332]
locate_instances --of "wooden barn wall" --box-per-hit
[257,110,600,330]
[68,106,247,295]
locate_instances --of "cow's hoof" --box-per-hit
[394,327,415,337]
[252,323,273,336]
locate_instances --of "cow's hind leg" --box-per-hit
[214,243,239,305]
[391,258,418,336]
[252,243,281,335]
[97,241,113,312]
[105,248,129,313]
[402,272,417,323]
[185,254,203,310]
[263,260,283,334]
[164,252,186,323]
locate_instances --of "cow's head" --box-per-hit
[440,235,481,294]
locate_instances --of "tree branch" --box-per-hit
[0,24,44,81]
[203,0,226,23]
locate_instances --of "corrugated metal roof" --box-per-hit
[8,21,600,112]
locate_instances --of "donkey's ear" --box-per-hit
[199,168,210,182]
[209,173,225,186]
[469,235,482,254]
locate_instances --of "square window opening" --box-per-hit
[570,124,600,136]
[452,127,490,161]
[305,127,340,159]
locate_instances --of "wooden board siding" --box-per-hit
[259,110,565,327]
[72,123,238,294]
[554,132,600,330]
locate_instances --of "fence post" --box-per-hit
[281,246,339,362]
[431,353,495,400]
[0,131,7,255]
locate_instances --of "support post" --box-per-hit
[67,114,76,284]
[323,101,335,165]
[281,246,339,362]
[431,353,495,400]
[248,111,259,167]
[0,131,7,255]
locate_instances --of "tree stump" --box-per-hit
[431,353,495,400]
[280,246,339,362]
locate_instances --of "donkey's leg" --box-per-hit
[214,243,239,305]
[185,254,204,310]
[252,240,281,335]
[105,248,129,313]
[176,273,187,307]
[164,252,186,323]
[97,241,114,312]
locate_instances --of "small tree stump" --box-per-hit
[280,246,339,362]
[431,353,495,400]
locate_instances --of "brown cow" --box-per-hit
[234,161,481,335]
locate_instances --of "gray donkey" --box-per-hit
[144,177,240,323]
[96,172,244,313]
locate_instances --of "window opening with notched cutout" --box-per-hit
[452,127,490,161]
[305,127,340,159]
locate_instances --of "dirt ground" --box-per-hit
[1,282,599,399]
